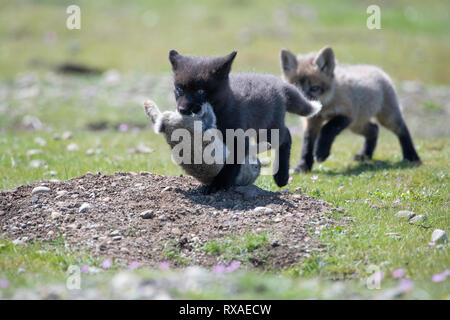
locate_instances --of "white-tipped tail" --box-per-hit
[307,100,322,118]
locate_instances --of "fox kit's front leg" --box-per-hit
[314,115,351,162]
[296,117,322,172]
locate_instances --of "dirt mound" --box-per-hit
[0,172,334,270]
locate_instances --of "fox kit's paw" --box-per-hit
[353,153,371,162]
[294,160,312,173]
[314,148,330,163]
[403,157,422,165]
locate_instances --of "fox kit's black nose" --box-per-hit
[178,106,192,115]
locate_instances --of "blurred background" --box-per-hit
[0,0,449,188]
[1,0,449,82]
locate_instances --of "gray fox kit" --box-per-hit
[280,46,421,172]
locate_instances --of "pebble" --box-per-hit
[136,144,154,154]
[55,190,68,199]
[67,143,79,151]
[31,186,51,195]
[171,227,182,235]
[62,131,72,140]
[112,236,122,241]
[79,203,92,213]
[431,229,447,243]
[34,137,47,146]
[395,210,415,219]
[26,149,43,157]
[254,206,274,215]
[51,211,62,219]
[140,210,155,219]
[409,215,426,225]
[29,160,44,168]
[110,230,120,236]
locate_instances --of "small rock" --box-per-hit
[112,236,122,241]
[79,203,92,213]
[409,215,426,225]
[162,186,172,192]
[136,143,154,154]
[26,149,43,157]
[62,131,72,140]
[140,210,155,219]
[51,211,62,219]
[34,137,47,146]
[431,229,447,243]
[110,230,120,236]
[29,160,44,168]
[395,210,415,219]
[67,143,79,151]
[12,239,24,245]
[31,186,51,195]
[254,206,274,215]
[171,227,182,235]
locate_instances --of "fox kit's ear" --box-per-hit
[280,49,298,78]
[169,50,181,71]
[314,46,335,76]
[213,51,237,79]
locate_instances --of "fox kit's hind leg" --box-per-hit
[376,96,420,162]
[315,115,351,162]
[351,122,379,161]
[274,126,292,187]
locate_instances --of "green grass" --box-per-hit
[1,0,449,83]
[203,231,270,262]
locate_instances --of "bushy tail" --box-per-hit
[284,84,322,117]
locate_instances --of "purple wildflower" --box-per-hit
[431,273,446,283]
[213,264,226,275]
[392,268,406,279]
[225,261,240,273]
[0,279,9,289]
[128,261,140,270]
[100,258,112,269]
[397,279,414,293]
[118,124,129,132]
[80,265,90,273]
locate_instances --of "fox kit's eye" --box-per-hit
[175,86,184,97]
[310,85,322,94]
[197,89,205,96]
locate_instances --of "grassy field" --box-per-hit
[0,0,449,299]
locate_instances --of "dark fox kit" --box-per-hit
[168,50,321,192]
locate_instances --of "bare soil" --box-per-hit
[0,172,334,270]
